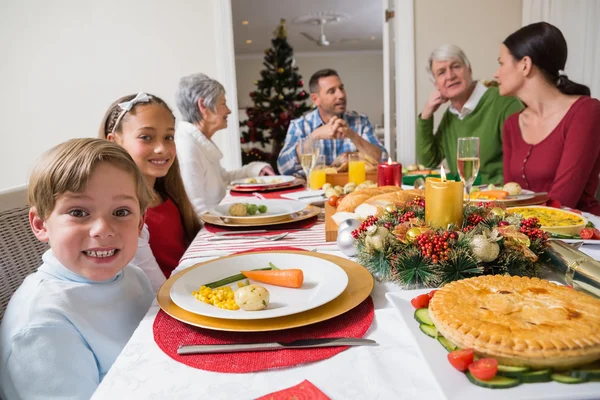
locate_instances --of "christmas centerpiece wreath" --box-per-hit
[353,197,549,288]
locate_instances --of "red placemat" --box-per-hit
[153,296,374,373]
[203,215,318,234]
[256,379,330,400]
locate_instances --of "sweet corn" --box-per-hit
[192,285,239,310]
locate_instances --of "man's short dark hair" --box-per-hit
[308,69,340,93]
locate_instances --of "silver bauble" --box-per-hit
[470,235,500,262]
[337,227,358,257]
[338,218,361,234]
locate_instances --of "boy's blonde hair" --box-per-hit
[28,138,154,220]
[99,93,202,243]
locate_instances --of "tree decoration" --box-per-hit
[239,18,311,168]
[354,198,550,289]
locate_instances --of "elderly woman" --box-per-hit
[497,22,600,215]
[175,73,275,216]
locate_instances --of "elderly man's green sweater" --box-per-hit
[416,87,523,184]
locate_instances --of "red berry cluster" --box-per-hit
[520,217,549,241]
[399,211,416,223]
[352,216,380,239]
[415,231,457,263]
[407,197,425,208]
[463,214,485,232]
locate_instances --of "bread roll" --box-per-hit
[336,186,403,213]
[354,189,424,219]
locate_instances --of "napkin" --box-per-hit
[255,380,330,400]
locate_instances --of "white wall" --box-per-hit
[414,0,523,125]
[235,51,384,126]
[0,0,221,191]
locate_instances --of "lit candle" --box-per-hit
[425,166,464,229]
[377,157,402,187]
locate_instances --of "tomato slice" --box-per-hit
[580,228,594,239]
[410,293,430,309]
[447,349,474,372]
[468,358,498,381]
[428,290,438,299]
[592,228,600,240]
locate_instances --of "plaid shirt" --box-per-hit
[277,108,388,175]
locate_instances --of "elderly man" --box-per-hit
[417,44,523,184]
[277,69,388,176]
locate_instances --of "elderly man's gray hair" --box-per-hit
[426,44,471,78]
[176,73,225,124]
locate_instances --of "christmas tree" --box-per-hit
[240,19,311,169]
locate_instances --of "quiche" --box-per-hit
[507,206,587,235]
[429,275,600,369]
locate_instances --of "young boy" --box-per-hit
[0,138,155,399]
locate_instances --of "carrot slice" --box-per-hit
[472,190,510,200]
[241,269,304,288]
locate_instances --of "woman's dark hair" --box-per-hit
[503,22,590,96]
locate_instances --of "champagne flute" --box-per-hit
[457,137,480,203]
[298,137,318,189]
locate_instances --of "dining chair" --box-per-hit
[0,187,48,321]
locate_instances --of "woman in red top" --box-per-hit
[100,93,202,285]
[496,22,600,215]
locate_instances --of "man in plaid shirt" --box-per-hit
[277,69,388,176]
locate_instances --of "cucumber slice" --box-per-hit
[414,308,433,326]
[419,323,438,338]
[551,373,587,384]
[466,372,520,389]
[437,336,458,352]
[497,364,531,378]
[520,369,552,383]
[570,367,600,380]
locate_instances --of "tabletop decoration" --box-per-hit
[544,240,600,298]
[352,198,550,289]
[377,157,402,187]
[337,218,361,257]
[152,296,374,373]
[425,167,464,229]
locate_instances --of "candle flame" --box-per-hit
[387,157,392,165]
[440,165,446,182]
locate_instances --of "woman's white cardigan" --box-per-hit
[175,121,269,216]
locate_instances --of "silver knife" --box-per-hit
[215,228,305,236]
[177,337,377,355]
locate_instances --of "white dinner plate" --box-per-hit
[230,175,295,187]
[208,199,307,221]
[386,289,600,400]
[468,189,534,203]
[550,238,600,246]
[170,252,349,320]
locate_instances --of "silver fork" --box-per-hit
[208,232,289,241]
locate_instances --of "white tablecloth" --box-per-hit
[92,214,600,400]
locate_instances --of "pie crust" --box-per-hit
[429,275,600,369]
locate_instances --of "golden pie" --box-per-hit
[429,275,600,369]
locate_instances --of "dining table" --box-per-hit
[90,186,600,400]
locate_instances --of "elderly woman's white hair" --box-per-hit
[426,44,471,79]
[175,73,225,124]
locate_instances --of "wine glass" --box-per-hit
[298,136,319,188]
[457,137,480,203]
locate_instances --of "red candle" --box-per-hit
[378,158,402,186]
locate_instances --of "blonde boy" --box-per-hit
[0,138,155,400]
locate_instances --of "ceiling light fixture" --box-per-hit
[242,20,249,25]
[246,39,252,44]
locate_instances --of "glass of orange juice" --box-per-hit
[309,155,327,190]
[348,153,366,184]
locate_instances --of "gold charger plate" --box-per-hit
[200,205,321,228]
[156,251,374,332]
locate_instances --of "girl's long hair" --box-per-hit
[99,94,201,243]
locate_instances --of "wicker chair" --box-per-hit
[0,192,49,321]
